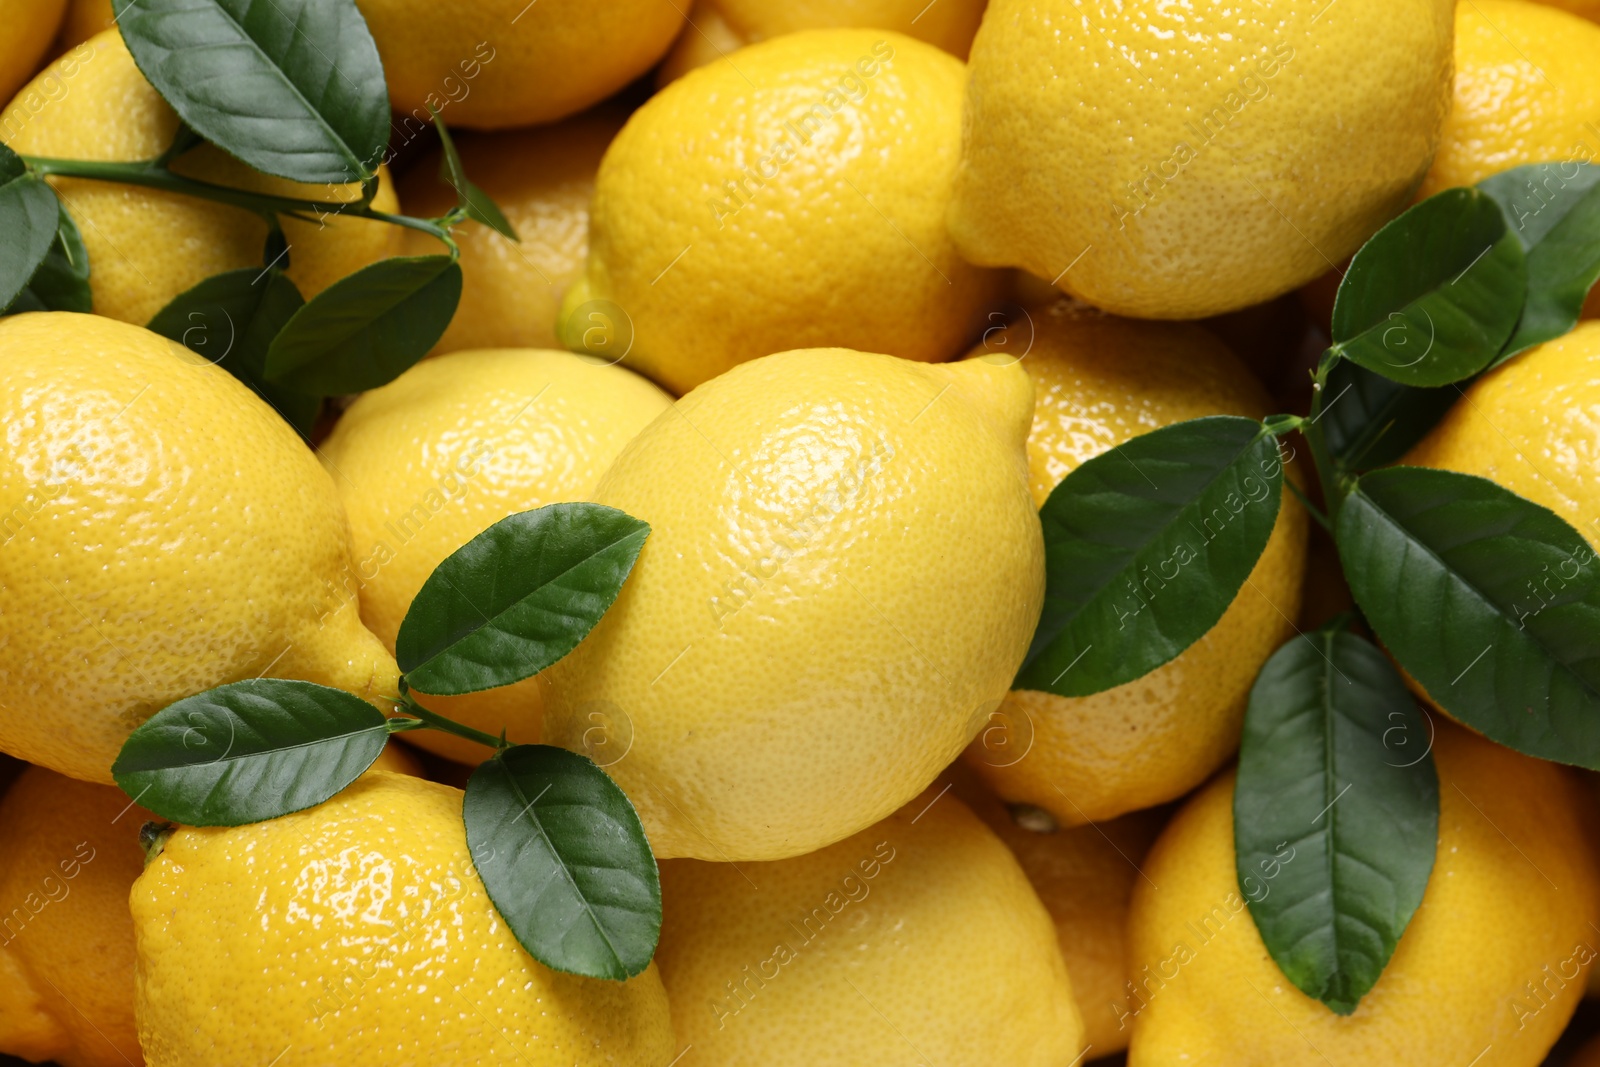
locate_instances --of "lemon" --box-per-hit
[544,348,1043,861]
[55,0,112,51]
[962,301,1307,827]
[948,0,1455,319]
[946,760,1166,1057]
[0,765,149,1067]
[355,0,682,130]
[131,771,673,1066]
[1126,723,1600,1066]
[657,0,987,84]
[1,30,403,327]
[569,29,1005,395]
[0,313,397,784]
[398,107,626,355]
[654,786,1084,1067]
[318,348,673,763]
[1533,0,1600,20]
[0,0,64,104]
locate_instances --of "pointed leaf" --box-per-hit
[7,206,91,314]
[434,112,518,241]
[0,144,62,311]
[1316,358,1458,473]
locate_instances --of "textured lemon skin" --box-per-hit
[963,302,1307,826]
[0,766,149,1067]
[0,313,397,783]
[399,109,625,355]
[949,0,1454,319]
[56,0,113,51]
[319,349,672,763]
[1422,1,1600,197]
[354,0,682,129]
[131,772,674,1067]
[577,29,1005,396]
[0,0,64,104]
[1,31,402,327]
[1127,725,1600,1066]
[544,349,1043,861]
[654,789,1084,1067]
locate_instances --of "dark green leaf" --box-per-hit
[1337,466,1600,765]
[1016,416,1284,697]
[1235,627,1438,1015]
[111,679,389,826]
[434,112,518,241]
[397,503,650,695]
[7,206,91,314]
[1479,161,1600,361]
[1315,358,1458,473]
[1331,188,1526,387]
[111,0,388,184]
[147,268,319,434]
[465,745,660,980]
[264,255,462,395]
[0,144,63,311]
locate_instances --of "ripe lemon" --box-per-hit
[0,765,148,1067]
[1,30,402,327]
[568,29,1005,395]
[653,786,1084,1067]
[131,771,673,1066]
[544,348,1044,861]
[948,0,1455,319]
[55,0,112,51]
[1126,723,1600,1066]
[398,107,626,355]
[318,348,672,763]
[0,313,397,784]
[354,0,682,129]
[962,300,1307,827]
[946,760,1166,1057]
[0,0,64,104]
[657,0,987,84]
[1422,0,1600,198]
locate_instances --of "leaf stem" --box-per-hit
[395,690,509,751]
[1303,350,1354,527]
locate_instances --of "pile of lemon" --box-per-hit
[3,1,1600,1065]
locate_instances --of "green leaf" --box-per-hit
[0,144,63,311]
[1235,627,1438,1015]
[111,0,389,184]
[147,268,319,435]
[1330,188,1526,387]
[1015,416,1284,697]
[397,503,650,696]
[1478,161,1600,362]
[111,679,389,826]
[263,255,462,395]
[434,111,518,241]
[1337,466,1600,765]
[464,745,660,980]
[7,206,91,314]
[1316,359,1458,473]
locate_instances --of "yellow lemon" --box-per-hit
[657,0,987,84]
[55,0,112,51]
[570,29,1005,395]
[544,348,1043,861]
[1126,723,1600,1066]
[398,107,626,355]
[318,348,673,763]
[948,0,1455,319]
[1,30,402,327]
[0,0,64,104]
[654,787,1084,1067]
[131,771,674,1066]
[355,0,682,129]
[0,313,397,784]
[963,300,1307,827]
[0,765,148,1067]
[1422,0,1600,198]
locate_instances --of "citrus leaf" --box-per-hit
[1478,161,1600,362]
[1235,627,1438,1015]
[1016,416,1284,697]
[1337,466,1600,765]
[434,112,518,241]
[397,503,650,696]
[1315,359,1457,473]
[1331,188,1526,387]
[0,144,62,311]
[111,679,389,826]
[111,0,388,183]
[6,206,91,314]
[147,267,318,434]
[263,254,462,395]
[464,745,660,980]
